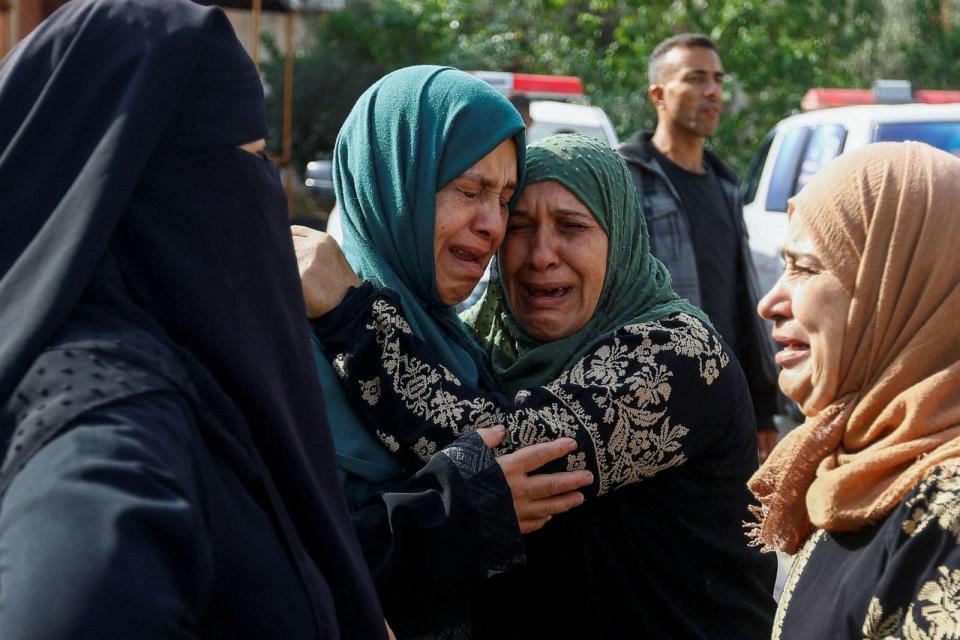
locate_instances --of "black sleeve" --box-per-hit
[350,431,522,614]
[0,392,210,640]
[315,284,738,500]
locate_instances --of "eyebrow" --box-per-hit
[554,208,593,219]
[459,171,516,192]
[509,207,594,219]
[780,247,821,264]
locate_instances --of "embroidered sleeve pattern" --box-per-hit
[860,465,960,640]
[320,291,729,500]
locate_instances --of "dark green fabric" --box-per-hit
[466,133,708,397]
[321,65,525,486]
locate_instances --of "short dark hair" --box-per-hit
[647,33,718,86]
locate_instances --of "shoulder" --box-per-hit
[0,391,211,640]
[10,390,202,497]
[4,339,190,476]
[544,313,741,417]
[615,312,732,387]
[900,462,960,542]
[616,132,657,170]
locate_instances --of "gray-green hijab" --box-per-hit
[466,133,708,397]
[319,65,525,490]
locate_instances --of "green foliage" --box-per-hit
[265,0,959,175]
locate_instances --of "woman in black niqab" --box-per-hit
[0,1,384,637]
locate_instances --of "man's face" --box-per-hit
[651,46,724,139]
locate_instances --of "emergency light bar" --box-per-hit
[802,80,960,110]
[469,71,584,99]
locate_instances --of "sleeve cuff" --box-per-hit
[310,281,378,340]
[440,431,525,576]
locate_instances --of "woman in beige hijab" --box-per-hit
[750,141,960,639]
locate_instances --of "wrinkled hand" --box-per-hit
[757,428,779,464]
[291,225,360,318]
[477,426,593,534]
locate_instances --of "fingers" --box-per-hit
[475,425,506,449]
[514,490,585,523]
[500,437,577,474]
[518,516,551,534]
[523,469,594,500]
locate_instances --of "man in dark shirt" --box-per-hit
[618,33,782,461]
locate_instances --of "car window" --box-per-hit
[765,126,810,213]
[527,122,611,146]
[794,124,846,195]
[875,121,960,157]
[742,129,775,205]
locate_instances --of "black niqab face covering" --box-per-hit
[0,1,383,636]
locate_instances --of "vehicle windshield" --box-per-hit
[875,121,960,157]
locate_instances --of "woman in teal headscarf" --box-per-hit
[305,64,523,498]
[309,134,777,637]
[297,67,593,639]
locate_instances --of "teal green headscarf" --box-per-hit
[317,65,525,493]
[466,133,709,398]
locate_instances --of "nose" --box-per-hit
[527,225,559,271]
[471,195,505,242]
[757,273,791,323]
[704,77,722,101]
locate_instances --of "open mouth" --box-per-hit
[521,286,573,309]
[774,339,809,366]
[447,245,487,279]
[525,286,571,298]
[450,246,480,263]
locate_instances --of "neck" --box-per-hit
[651,121,706,173]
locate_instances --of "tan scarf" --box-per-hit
[748,142,960,554]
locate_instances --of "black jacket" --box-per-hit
[618,132,782,428]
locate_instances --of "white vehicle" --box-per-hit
[527,100,618,146]
[742,83,960,295]
[470,71,619,147]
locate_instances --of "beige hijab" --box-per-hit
[748,142,960,554]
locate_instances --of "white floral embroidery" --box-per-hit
[376,431,400,453]
[355,307,727,496]
[429,389,465,432]
[441,365,462,386]
[412,436,437,462]
[360,378,381,406]
[368,299,413,339]
[567,452,587,471]
[903,465,960,543]
[861,566,960,640]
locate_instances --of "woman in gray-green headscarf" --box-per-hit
[465,133,706,396]
[310,133,776,637]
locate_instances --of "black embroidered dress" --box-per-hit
[313,284,777,638]
[773,463,960,640]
